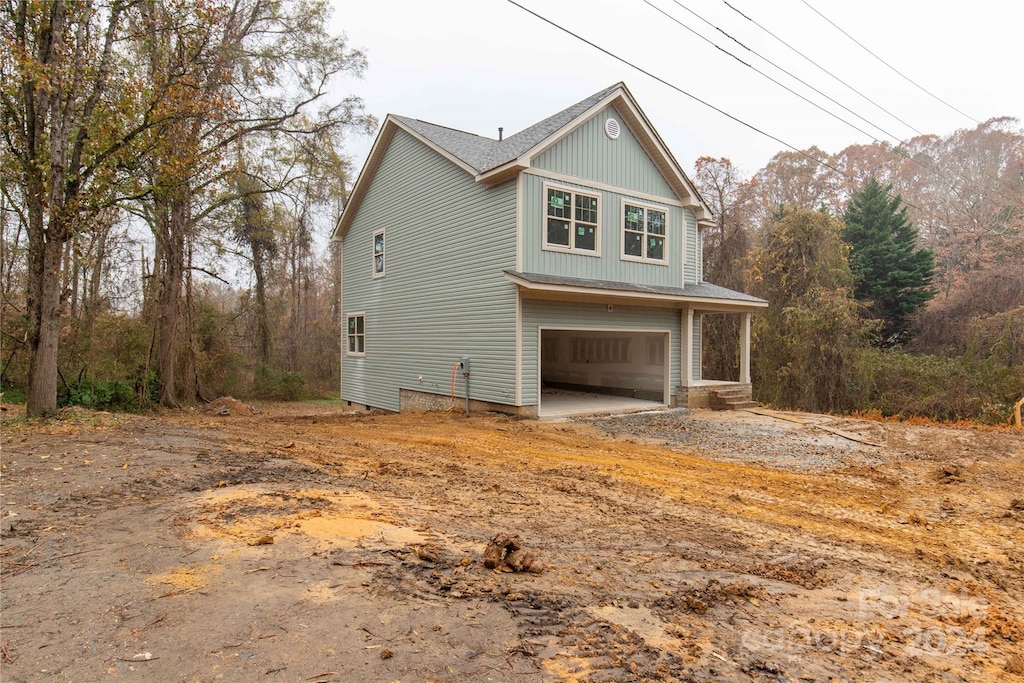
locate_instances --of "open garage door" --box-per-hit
[539,329,669,417]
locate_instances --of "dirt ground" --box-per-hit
[1,400,1022,682]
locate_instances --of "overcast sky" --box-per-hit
[328,0,1023,178]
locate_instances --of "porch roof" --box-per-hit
[504,271,768,310]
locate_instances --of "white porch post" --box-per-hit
[683,308,694,387]
[740,311,751,385]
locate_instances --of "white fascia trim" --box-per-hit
[503,272,768,309]
[611,84,714,222]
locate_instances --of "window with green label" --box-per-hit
[622,202,667,263]
[544,185,600,254]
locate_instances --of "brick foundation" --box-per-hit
[674,383,751,409]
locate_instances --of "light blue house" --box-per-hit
[333,83,766,417]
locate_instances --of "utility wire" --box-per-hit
[660,0,910,146]
[644,1,881,143]
[503,0,926,213]
[654,0,966,193]
[723,0,924,137]
[800,0,981,125]
[503,1,845,178]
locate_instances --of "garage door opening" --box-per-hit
[539,329,669,418]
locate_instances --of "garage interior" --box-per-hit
[539,329,669,418]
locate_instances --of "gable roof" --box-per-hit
[334,83,713,240]
[391,83,623,175]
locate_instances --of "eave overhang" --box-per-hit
[504,271,768,313]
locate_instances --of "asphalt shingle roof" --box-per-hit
[392,83,624,174]
[506,271,768,304]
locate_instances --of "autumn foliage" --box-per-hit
[695,120,1024,424]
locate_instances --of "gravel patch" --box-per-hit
[581,408,893,472]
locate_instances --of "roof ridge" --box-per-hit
[391,115,497,142]
[485,82,624,169]
[390,83,625,174]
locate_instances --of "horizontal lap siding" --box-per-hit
[342,129,517,411]
[521,300,681,406]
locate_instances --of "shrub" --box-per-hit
[863,349,1024,424]
[59,378,135,411]
[249,364,305,401]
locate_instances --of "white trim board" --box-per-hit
[505,272,768,311]
[523,169,684,208]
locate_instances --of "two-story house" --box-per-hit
[332,83,766,418]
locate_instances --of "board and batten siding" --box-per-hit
[532,105,676,199]
[521,172,685,287]
[342,128,517,412]
[520,299,682,406]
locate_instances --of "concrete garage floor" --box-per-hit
[539,388,666,419]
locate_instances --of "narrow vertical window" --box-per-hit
[346,314,365,356]
[373,230,385,278]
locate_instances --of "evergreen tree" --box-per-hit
[842,178,935,345]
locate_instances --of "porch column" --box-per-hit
[683,308,694,387]
[739,311,751,385]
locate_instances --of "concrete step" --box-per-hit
[723,400,759,410]
[712,391,748,400]
[709,387,758,411]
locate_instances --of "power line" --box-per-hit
[799,0,981,125]
[502,0,926,213]
[722,0,924,138]
[502,1,844,177]
[643,0,882,143]
[660,0,911,146]
[652,0,966,194]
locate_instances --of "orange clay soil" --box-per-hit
[1,403,1022,682]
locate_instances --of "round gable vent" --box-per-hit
[605,117,620,140]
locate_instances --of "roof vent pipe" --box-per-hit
[498,127,503,141]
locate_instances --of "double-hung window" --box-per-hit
[346,314,365,356]
[622,201,667,263]
[545,185,599,254]
[372,230,385,278]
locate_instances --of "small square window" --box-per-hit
[346,314,365,356]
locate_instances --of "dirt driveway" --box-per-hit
[1,402,1022,682]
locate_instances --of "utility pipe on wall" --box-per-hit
[461,357,471,417]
